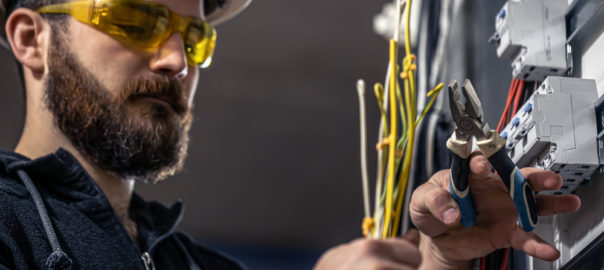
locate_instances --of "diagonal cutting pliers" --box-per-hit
[446,79,538,232]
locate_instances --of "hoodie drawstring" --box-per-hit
[7,161,72,270]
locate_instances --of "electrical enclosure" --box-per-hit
[491,0,569,81]
[500,76,600,195]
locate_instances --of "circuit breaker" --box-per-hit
[500,76,600,195]
[490,0,569,81]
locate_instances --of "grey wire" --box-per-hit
[357,79,371,219]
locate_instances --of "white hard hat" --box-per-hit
[205,0,252,26]
[0,0,252,51]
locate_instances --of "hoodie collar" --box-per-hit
[130,193,184,252]
[0,148,103,199]
[0,148,185,251]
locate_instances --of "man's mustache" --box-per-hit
[121,76,188,116]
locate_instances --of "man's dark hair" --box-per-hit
[1,0,67,40]
[1,0,67,113]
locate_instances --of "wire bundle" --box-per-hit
[356,0,443,239]
[483,78,535,270]
[496,79,526,133]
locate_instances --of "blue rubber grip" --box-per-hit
[511,169,537,231]
[488,149,538,232]
[449,155,476,228]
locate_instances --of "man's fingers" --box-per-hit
[360,260,416,270]
[410,179,461,236]
[510,229,560,261]
[520,168,563,191]
[401,229,420,246]
[470,155,563,192]
[468,153,494,179]
[379,238,423,266]
[535,194,581,216]
[314,237,421,270]
[354,238,422,267]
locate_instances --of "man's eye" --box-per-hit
[115,24,149,37]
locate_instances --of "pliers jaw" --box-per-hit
[448,80,491,141]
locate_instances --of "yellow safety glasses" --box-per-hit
[37,0,217,68]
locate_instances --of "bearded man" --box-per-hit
[0,0,426,269]
[1,0,581,269]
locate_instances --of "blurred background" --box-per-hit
[0,0,511,269]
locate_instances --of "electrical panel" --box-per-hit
[595,96,604,165]
[489,0,569,81]
[485,0,604,268]
[499,76,601,195]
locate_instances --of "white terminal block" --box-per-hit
[500,77,600,195]
[490,0,569,81]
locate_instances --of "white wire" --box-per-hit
[417,1,429,116]
[393,0,404,42]
[428,0,452,88]
[357,79,371,219]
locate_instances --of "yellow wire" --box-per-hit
[366,0,444,238]
[374,83,389,135]
[391,72,412,236]
[382,39,398,239]
[391,0,415,237]
[416,83,444,125]
[396,80,408,139]
[404,0,412,56]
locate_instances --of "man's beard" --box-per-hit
[44,32,193,183]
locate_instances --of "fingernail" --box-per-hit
[442,208,459,224]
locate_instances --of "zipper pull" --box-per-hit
[141,252,156,270]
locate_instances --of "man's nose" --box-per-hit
[149,33,188,79]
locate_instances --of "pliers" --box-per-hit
[446,79,538,232]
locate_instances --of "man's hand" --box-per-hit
[410,154,581,268]
[314,229,422,270]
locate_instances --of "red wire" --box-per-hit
[483,80,523,270]
[511,80,525,115]
[490,80,522,270]
[496,79,518,132]
[500,248,509,270]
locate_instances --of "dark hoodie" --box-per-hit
[0,149,245,270]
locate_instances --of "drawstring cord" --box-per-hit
[7,161,72,270]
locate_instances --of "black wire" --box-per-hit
[520,81,535,105]
[509,248,513,270]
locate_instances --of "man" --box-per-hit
[0,0,256,268]
[0,0,581,269]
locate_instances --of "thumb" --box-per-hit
[410,173,461,237]
[401,229,420,246]
[468,153,494,179]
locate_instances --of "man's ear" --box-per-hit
[5,8,49,72]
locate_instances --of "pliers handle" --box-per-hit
[449,154,475,227]
[488,148,538,231]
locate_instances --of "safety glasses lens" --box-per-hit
[102,1,170,45]
[185,23,216,67]
[38,0,217,67]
